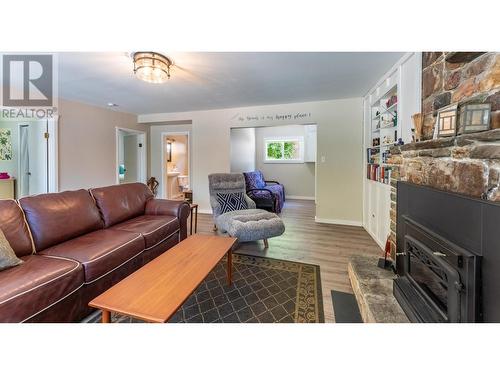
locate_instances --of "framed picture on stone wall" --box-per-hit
[436,104,458,138]
[0,129,13,161]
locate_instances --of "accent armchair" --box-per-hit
[243,170,285,213]
[208,173,256,224]
[208,173,285,247]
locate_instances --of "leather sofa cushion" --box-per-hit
[91,183,154,228]
[0,255,83,323]
[112,215,179,249]
[40,229,144,283]
[19,190,104,251]
[0,200,34,257]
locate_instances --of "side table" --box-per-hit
[189,203,198,235]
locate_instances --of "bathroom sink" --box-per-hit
[167,171,180,177]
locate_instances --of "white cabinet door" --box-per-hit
[377,184,391,246]
[304,124,317,162]
[368,181,378,239]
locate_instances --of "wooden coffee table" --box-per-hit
[89,234,237,323]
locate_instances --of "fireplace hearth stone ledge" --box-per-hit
[347,255,409,323]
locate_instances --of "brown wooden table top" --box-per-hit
[89,234,237,323]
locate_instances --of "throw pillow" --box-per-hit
[216,192,248,214]
[0,228,23,271]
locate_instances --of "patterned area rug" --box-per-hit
[86,254,324,323]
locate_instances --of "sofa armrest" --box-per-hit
[145,199,191,240]
[265,180,280,185]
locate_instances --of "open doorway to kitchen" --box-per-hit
[161,131,190,200]
[0,118,58,199]
[116,128,147,184]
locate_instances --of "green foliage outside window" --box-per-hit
[266,140,300,161]
[283,142,296,159]
[267,142,283,159]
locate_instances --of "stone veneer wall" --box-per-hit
[386,129,500,258]
[383,52,500,258]
[422,52,500,140]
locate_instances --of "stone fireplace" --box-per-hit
[386,52,500,322]
[387,52,500,259]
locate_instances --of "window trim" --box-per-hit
[263,136,304,164]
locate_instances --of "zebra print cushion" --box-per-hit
[216,192,248,214]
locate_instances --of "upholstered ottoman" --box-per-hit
[216,209,285,247]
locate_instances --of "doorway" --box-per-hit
[161,132,190,199]
[0,118,58,199]
[116,128,147,184]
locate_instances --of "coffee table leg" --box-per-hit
[227,248,232,286]
[102,310,111,323]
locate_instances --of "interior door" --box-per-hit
[123,134,139,183]
[19,120,48,197]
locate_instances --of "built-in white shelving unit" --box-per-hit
[362,52,422,249]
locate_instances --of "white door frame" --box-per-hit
[161,131,191,199]
[16,117,59,197]
[115,127,147,184]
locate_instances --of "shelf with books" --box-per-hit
[366,163,392,185]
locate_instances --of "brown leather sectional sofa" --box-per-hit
[0,183,190,323]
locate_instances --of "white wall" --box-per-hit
[58,98,146,191]
[230,127,255,173]
[142,98,364,225]
[255,125,315,198]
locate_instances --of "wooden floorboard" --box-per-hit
[195,199,381,323]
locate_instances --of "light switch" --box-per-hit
[320,156,326,163]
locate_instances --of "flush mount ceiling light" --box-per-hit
[132,52,173,83]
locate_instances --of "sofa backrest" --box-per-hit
[0,200,34,257]
[90,183,153,228]
[19,190,104,251]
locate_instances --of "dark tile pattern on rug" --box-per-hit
[87,254,324,323]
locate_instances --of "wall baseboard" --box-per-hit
[314,217,362,227]
[287,195,315,201]
[198,208,213,215]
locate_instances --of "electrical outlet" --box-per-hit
[320,156,326,163]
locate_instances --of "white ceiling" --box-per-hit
[58,52,405,114]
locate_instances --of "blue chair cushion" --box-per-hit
[216,192,248,214]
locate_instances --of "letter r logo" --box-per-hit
[2,55,53,107]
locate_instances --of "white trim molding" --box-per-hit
[314,217,362,227]
[286,195,315,200]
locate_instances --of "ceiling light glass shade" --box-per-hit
[133,52,172,83]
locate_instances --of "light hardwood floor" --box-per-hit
[195,199,381,322]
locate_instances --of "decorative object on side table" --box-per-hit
[458,103,491,134]
[147,177,159,196]
[184,189,193,204]
[436,104,458,138]
[411,113,423,142]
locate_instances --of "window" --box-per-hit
[264,137,304,163]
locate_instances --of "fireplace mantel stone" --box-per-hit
[385,129,500,258]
